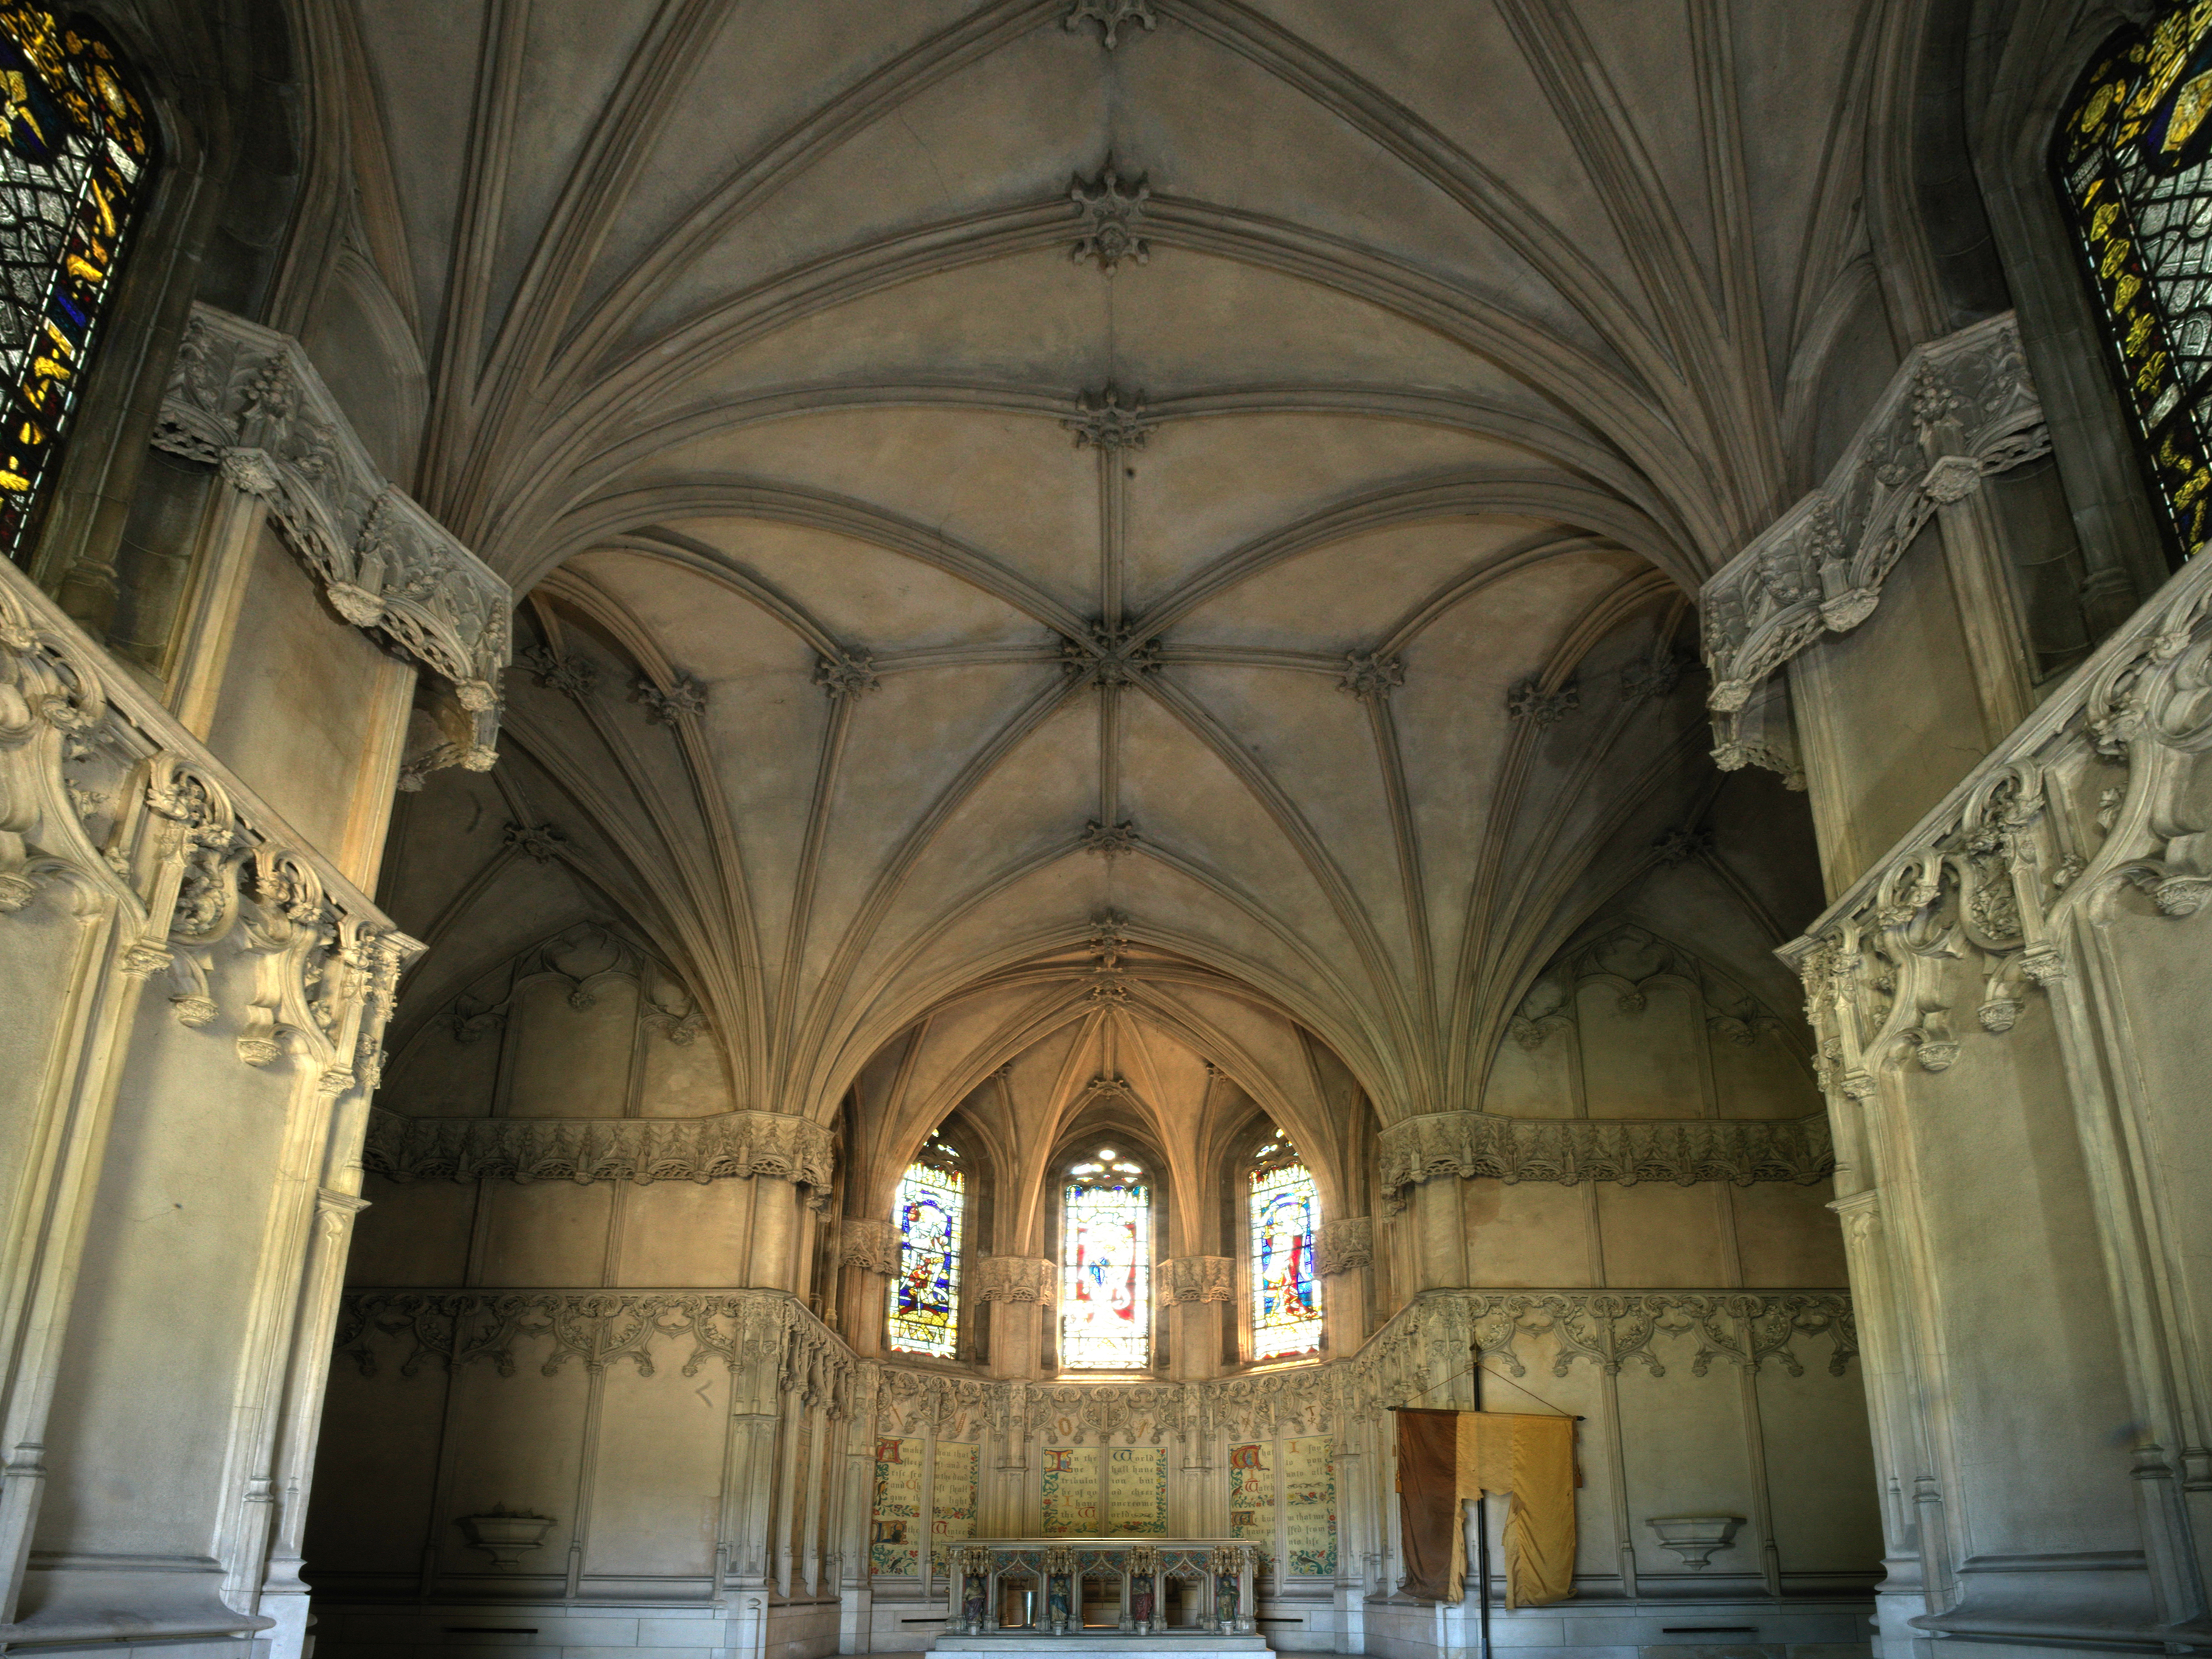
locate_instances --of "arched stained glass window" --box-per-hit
[1249,1158,1321,1360]
[889,1138,963,1358]
[1060,1147,1151,1370]
[2056,1,2212,562]
[0,5,152,566]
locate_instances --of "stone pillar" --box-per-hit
[1158,1256,1231,1377]
[1315,1217,1373,1352]
[839,1217,897,1357]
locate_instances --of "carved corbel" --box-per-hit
[840,1218,900,1276]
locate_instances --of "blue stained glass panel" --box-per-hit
[1249,1162,1321,1359]
[1060,1178,1150,1369]
[0,4,152,566]
[889,1161,962,1357]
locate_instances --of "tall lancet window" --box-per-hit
[1060,1147,1151,1370]
[1249,1150,1321,1360]
[2056,1,2212,563]
[0,7,153,566]
[889,1136,963,1358]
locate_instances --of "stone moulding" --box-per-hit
[1376,1110,1834,1201]
[361,1107,835,1197]
[151,303,513,767]
[1700,311,2050,771]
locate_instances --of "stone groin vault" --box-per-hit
[0,4,2204,1659]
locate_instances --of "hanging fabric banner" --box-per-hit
[1395,1408,1577,1608]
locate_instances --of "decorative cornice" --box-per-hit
[841,1217,899,1275]
[361,1108,835,1197]
[973,1256,1055,1303]
[1315,1217,1372,1276]
[1700,312,2049,769]
[151,304,512,764]
[1158,1256,1234,1303]
[1782,515,2212,1083]
[1377,1110,1834,1201]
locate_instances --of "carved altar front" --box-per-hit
[938,1540,1260,1638]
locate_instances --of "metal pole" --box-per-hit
[1473,1356,1492,1659]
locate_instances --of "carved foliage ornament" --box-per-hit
[0,559,420,1077]
[1375,1110,1834,1203]
[1158,1256,1234,1304]
[1700,312,2050,766]
[973,1256,1056,1303]
[1065,0,1156,49]
[1783,537,2212,1086]
[334,1287,1857,1425]
[362,1107,835,1200]
[153,305,512,762]
[1070,159,1150,274]
[337,1288,852,1411]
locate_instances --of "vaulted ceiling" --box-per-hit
[343,0,1861,1141]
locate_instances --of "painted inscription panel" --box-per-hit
[1228,1441,1275,1570]
[1283,1435,1337,1576]
[1106,1445,1167,1534]
[1041,1445,1100,1535]
[871,1436,921,1576]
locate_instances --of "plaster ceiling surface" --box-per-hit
[350,0,1857,1148]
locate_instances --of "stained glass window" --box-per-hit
[2056,1,2212,563]
[0,5,151,567]
[1249,1159,1321,1359]
[1060,1147,1150,1370]
[889,1145,963,1358]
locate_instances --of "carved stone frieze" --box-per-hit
[1783,521,2212,1083]
[1700,312,2050,769]
[841,1218,900,1275]
[973,1256,1054,1302]
[1315,1217,1372,1276]
[361,1107,835,1197]
[336,1288,851,1411]
[337,1284,1856,1431]
[151,304,512,763]
[1376,1110,1834,1202]
[1158,1256,1234,1303]
[0,557,420,1079]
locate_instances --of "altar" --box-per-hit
[929,1539,1263,1642]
